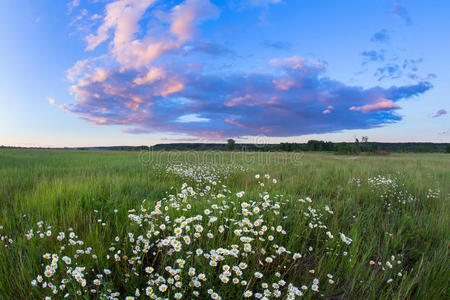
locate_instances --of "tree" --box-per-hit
[446,144,450,153]
[354,138,360,155]
[307,140,323,151]
[336,144,353,155]
[360,136,369,152]
[227,139,236,151]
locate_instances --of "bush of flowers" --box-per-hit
[22,165,356,299]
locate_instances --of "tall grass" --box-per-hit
[0,149,448,299]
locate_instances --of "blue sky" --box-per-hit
[0,0,448,147]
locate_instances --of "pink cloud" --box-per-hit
[63,62,431,137]
[160,80,185,97]
[322,105,333,114]
[84,0,218,70]
[133,67,165,85]
[350,98,400,113]
[64,0,433,142]
[225,118,247,128]
[272,77,298,90]
[125,102,140,111]
[90,68,109,83]
[66,57,99,82]
[225,94,252,107]
[190,130,224,140]
[432,109,447,118]
[85,0,156,51]
[171,0,219,43]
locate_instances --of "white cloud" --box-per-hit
[48,97,56,105]
[177,114,210,123]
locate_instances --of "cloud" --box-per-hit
[63,1,433,140]
[48,97,56,105]
[361,52,426,81]
[84,0,218,69]
[69,7,102,35]
[171,0,220,43]
[177,114,210,123]
[393,2,412,25]
[361,50,385,63]
[269,56,327,71]
[370,29,389,43]
[85,0,155,51]
[64,56,432,138]
[433,109,447,118]
[350,99,400,113]
[133,67,165,85]
[66,56,108,82]
[375,63,400,80]
[67,0,81,13]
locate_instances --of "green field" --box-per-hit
[0,149,448,299]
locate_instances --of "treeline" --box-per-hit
[2,142,448,153]
[147,141,449,153]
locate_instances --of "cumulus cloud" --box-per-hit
[65,57,432,138]
[133,67,165,85]
[84,0,218,69]
[85,0,155,51]
[433,109,447,118]
[171,0,219,43]
[62,0,433,139]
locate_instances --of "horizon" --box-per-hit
[1,0,449,147]
[1,140,447,150]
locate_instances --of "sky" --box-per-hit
[0,0,448,147]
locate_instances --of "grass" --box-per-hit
[0,149,448,299]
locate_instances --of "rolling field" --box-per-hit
[0,149,448,299]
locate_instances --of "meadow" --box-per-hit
[0,149,448,299]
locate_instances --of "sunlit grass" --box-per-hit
[0,149,448,299]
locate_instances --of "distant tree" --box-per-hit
[227,139,236,151]
[307,140,323,151]
[354,138,360,155]
[336,144,353,155]
[371,144,378,153]
[446,144,450,153]
[359,136,369,152]
[324,141,334,151]
[280,142,295,152]
[415,146,426,153]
